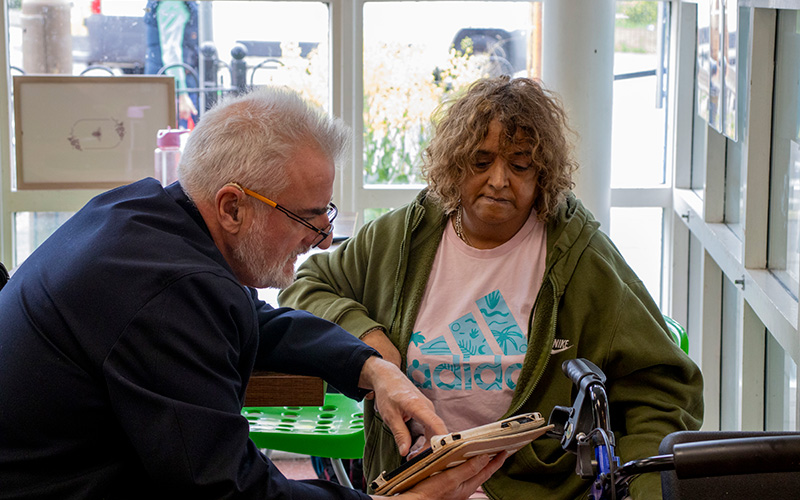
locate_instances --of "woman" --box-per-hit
[279,76,703,499]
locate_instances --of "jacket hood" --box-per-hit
[544,193,601,300]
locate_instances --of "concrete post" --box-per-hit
[21,0,73,74]
[542,0,615,231]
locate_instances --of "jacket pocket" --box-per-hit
[507,438,577,477]
[363,405,403,493]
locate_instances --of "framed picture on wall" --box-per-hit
[13,75,176,190]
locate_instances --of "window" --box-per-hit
[612,1,669,188]
[13,212,74,264]
[359,0,542,220]
[689,1,707,193]
[690,97,708,193]
[678,3,800,432]
[610,1,672,306]
[766,331,798,431]
[9,0,331,117]
[768,9,800,294]
[610,207,664,304]
[719,273,741,430]
[723,6,748,237]
[0,0,685,319]
[724,133,743,232]
[3,0,332,267]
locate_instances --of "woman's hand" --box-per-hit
[360,328,402,369]
[371,451,509,500]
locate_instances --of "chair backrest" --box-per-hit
[660,430,800,500]
[244,393,365,460]
[0,262,9,291]
[663,315,689,354]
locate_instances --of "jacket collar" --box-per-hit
[165,181,214,241]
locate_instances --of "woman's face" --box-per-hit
[459,119,537,244]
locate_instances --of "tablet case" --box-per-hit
[371,412,553,495]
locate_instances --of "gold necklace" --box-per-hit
[454,206,473,246]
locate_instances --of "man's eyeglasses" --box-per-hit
[227,182,337,248]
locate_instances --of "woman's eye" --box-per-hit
[512,163,531,172]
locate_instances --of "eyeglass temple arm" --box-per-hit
[225,182,276,207]
[240,187,278,209]
[226,182,328,238]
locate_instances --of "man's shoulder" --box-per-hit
[31,179,229,305]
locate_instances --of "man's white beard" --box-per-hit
[234,219,304,289]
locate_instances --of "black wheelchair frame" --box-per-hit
[547,358,800,500]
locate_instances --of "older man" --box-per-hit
[0,87,504,499]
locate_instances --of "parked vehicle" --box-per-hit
[451,27,527,76]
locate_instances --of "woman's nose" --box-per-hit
[487,161,510,188]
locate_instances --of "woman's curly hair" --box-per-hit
[422,76,578,221]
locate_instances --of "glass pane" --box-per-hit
[13,212,74,265]
[689,2,707,193]
[785,140,800,285]
[723,6,748,237]
[8,0,330,123]
[362,1,542,186]
[721,2,739,140]
[207,2,330,111]
[610,207,663,307]
[363,208,391,225]
[719,273,741,431]
[766,332,798,431]
[724,134,743,232]
[612,1,668,188]
[767,9,800,292]
[690,99,707,193]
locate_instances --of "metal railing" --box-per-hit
[18,41,282,122]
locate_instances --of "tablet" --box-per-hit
[370,412,552,495]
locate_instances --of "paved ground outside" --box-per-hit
[270,451,317,480]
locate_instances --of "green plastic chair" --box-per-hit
[663,315,689,354]
[1,262,9,291]
[243,393,365,488]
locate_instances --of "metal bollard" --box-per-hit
[230,43,248,95]
[200,41,218,110]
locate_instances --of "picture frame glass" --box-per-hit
[13,75,176,190]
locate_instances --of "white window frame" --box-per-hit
[673,1,800,430]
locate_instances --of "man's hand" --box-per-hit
[358,356,446,456]
[371,451,509,500]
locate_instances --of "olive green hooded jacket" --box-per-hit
[279,190,703,499]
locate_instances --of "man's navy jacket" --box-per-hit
[0,179,374,499]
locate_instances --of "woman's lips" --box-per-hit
[481,195,511,204]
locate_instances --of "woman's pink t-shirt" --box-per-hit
[407,210,547,432]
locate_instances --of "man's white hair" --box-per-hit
[179,86,351,202]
